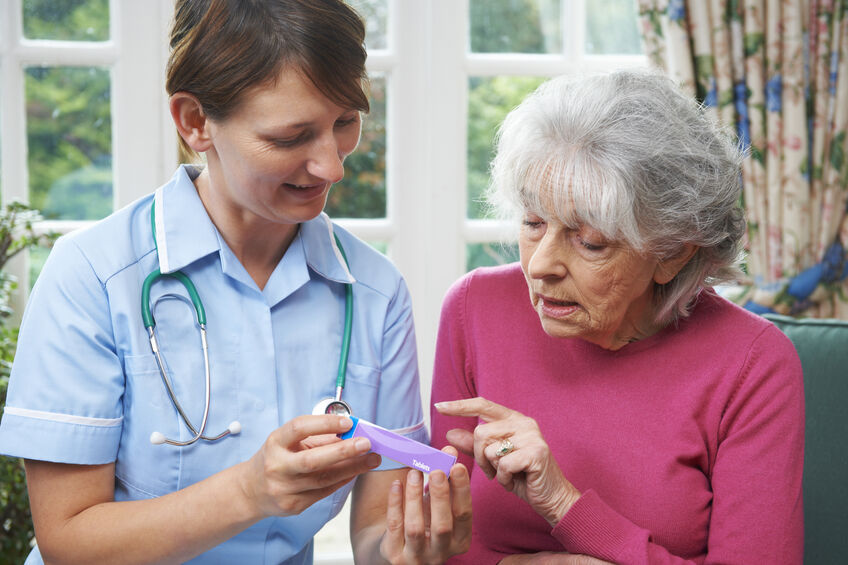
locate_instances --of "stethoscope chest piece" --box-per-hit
[312,397,353,417]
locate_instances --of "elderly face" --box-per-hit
[518,186,677,350]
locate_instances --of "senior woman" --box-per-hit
[432,71,804,564]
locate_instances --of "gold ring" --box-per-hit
[495,438,514,457]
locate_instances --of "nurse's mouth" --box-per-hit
[283,182,327,198]
[285,182,324,190]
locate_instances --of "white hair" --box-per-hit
[487,70,747,325]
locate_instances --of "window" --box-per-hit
[0,1,644,562]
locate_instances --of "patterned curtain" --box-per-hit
[637,0,848,318]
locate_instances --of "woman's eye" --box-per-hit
[521,214,545,228]
[576,235,606,252]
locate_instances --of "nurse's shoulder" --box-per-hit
[310,216,409,302]
[44,167,197,286]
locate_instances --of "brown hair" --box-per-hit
[166,0,369,160]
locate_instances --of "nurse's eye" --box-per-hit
[335,115,359,129]
[274,132,311,148]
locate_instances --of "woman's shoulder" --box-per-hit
[681,290,800,366]
[689,290,788,340]
[447,262,525,298]
[441,262,529,319]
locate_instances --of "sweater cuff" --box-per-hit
[551,489,649,562]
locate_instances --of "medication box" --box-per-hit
[340,416,456,476]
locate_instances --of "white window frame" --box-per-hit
[1,1,646,563]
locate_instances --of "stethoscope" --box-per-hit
[143,202,354,447]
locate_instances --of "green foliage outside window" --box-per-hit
[326,76,388,219]
[470,0,561,53]
[467,76,547,219]
[26,66,113,221]
[23,0,109,41]
[0,203,59,565]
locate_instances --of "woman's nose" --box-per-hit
[527,230,568,280]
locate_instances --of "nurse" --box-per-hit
[0,1,471,563]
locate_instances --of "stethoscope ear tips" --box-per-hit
[150,431,167,445]
[227,421,242,435]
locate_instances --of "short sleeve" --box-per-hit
[0,235,125,464]
[370,276,428,466]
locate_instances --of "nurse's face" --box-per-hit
[203,66,362,229]
[518,184,670,351]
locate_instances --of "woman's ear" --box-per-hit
[169,92,212,153]
[653,244,698,285]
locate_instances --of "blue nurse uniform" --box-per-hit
[0,165,427,564]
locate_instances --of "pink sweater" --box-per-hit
[431,264,804,564]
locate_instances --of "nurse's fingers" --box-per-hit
[275,414,354,449]
[287,435,376,478]
[434,397,514,423]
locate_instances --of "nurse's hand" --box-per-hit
[242,414,381,519]
[435,397,581,527]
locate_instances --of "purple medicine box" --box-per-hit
[340,417,456,476]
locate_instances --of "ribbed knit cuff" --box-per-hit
[551,489,648,563]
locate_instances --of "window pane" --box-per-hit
[470,0,561,54]
[467,242,519,271]
[467,76,545,219]
[585,0,641,55]
[368,241,388,255]
[28,244,54,290]
[327,73,386,219]
[26,66,113,221]
[22,0,110,41]
[347,0,388,50]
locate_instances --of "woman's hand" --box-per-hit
[351,446,472,565]
[242,414,381,519]
[435,397,580,527]
[378,449,473,564]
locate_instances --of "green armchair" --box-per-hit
[764,314,848,564]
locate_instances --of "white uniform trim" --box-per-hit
[153,187,171,273]
[4,406,123,427]
[322,212,356,283]
[390,420,426,435]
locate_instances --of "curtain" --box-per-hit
[637,0,848,318]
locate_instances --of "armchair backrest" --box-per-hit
[764,314,848,564]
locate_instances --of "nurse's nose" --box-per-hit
[307,135,346,184]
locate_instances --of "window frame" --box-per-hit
[0,1,646,562]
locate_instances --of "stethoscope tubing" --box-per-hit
[144,200,355,446]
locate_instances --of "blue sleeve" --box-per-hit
[0,236,125,464]
[371,276,428,462]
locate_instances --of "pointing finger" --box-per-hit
[434,397,514,422]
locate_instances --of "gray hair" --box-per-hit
[487,70,747,325]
